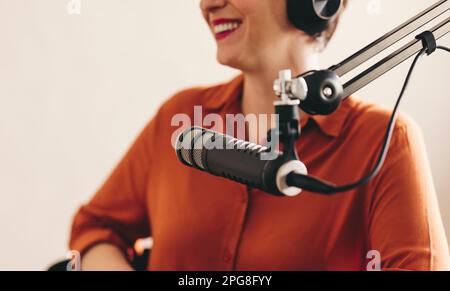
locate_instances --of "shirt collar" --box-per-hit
[203,74,245,111]
[203,74,353,138]
[300,98,353,138]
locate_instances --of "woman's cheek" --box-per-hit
[228,0,254,15]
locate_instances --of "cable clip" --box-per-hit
[416,31,437,55]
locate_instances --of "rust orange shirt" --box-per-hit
[70,75,450,270]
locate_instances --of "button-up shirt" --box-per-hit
[70,75,450,270]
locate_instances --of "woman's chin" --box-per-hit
[216,51,246,70]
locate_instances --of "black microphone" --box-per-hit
[175,127,308,197]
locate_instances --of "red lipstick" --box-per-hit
[211,18,242,41]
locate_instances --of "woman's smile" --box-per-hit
[211,18,243,41]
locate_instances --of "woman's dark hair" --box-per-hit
[319,0,349,49]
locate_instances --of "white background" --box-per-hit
[0,0,449,270]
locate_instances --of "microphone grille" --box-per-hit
[192,131,215,170]
[176,127,204,167]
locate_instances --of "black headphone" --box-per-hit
[287,0,343,35]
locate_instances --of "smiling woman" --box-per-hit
[68,0,450,271]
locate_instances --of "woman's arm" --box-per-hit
[81,243,134,271]
[69,117,158,269]
[366,117,450,270]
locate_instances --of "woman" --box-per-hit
[70,0,450,270]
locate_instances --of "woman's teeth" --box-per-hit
[214,22,241,34]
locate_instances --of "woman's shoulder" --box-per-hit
[157,75,242,116]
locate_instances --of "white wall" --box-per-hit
[0,0,448,270]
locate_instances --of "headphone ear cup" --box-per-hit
[287,0,342,35]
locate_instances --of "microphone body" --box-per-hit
[176,127,307,197]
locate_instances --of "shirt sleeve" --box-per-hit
[69,117,157,258]
[366,118,450,270]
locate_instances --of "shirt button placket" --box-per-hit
[222,185,249,269]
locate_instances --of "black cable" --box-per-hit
[287,48,428,194]
[437,45,450,53]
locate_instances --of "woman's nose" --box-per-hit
[200,0,227,13]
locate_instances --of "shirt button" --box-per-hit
[223,249,232,262]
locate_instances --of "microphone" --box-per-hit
[175,127,308,197]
